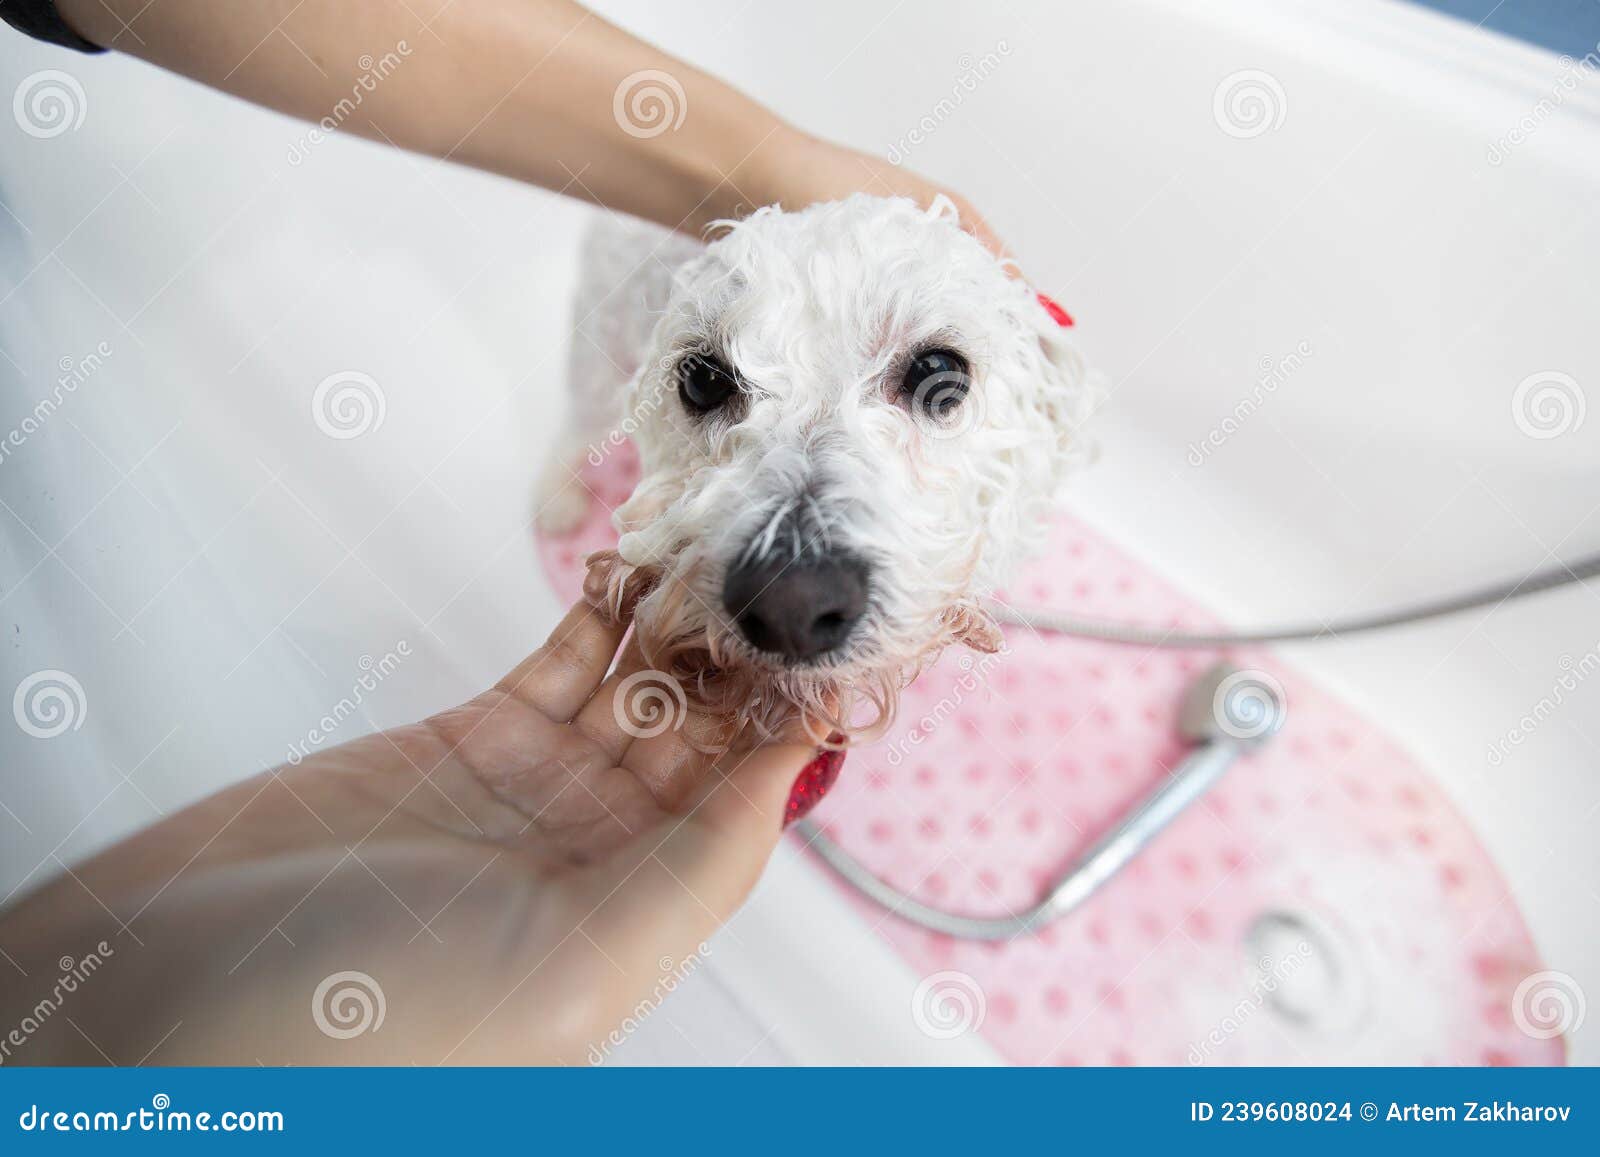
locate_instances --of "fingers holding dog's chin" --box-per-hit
[618,699,738,811]
[616,668,835,812]
[499,600,631,722]
[570,634,717,771]
[568,636,653,762]
[688,740,819,849]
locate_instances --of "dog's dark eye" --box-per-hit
[679,350,740,413]
[902,349,971,420]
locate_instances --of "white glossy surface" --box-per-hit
[2,0,1594,1063]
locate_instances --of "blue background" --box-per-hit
[1,1067,1593,1152]
[1410,0,1600,56]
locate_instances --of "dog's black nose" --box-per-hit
[722,552,869,661]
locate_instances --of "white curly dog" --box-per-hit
[538,194,1098,744]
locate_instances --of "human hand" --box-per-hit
[741,127,1016,271]
[0,600,824,1065]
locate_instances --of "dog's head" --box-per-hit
[587,194,1096,743]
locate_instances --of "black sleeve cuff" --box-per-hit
[1,0,107,53]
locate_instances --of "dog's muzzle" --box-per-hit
[722,547,869,662]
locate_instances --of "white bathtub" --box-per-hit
[2,0,1595,1063]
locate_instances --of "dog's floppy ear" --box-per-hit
[1019,293,1102,487]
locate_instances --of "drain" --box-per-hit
[1244,908,1369,1035]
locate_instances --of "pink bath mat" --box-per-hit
[536,441,1563,1066]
